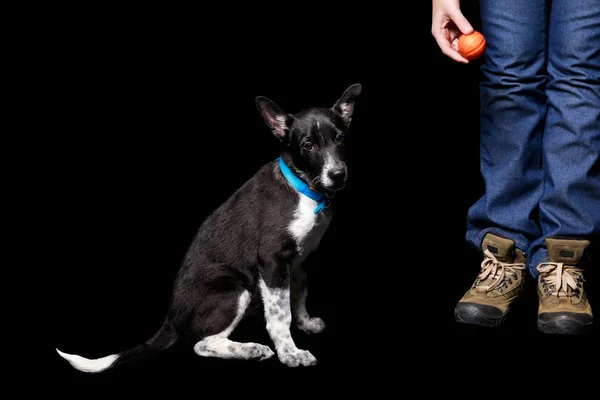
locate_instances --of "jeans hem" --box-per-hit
[466,227,531,253]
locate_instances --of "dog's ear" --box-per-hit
[255,96,293,140]
[332,83,362,127]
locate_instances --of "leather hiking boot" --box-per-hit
[536,238,593,334]
[455,233,527,327]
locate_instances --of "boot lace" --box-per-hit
[475,249,526,292]
[536,262,584,298]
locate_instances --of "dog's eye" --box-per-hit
[335,133,345,144]
[303,142,314,151]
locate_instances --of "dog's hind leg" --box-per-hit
[192,289,274,361]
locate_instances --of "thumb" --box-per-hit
[448,6,473,35]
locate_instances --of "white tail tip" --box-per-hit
[56,348,119,373]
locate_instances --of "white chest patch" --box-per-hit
[288,194,331,256]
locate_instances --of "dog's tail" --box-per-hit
[56,321,177,374]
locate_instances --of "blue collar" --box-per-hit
[278,156,329,214]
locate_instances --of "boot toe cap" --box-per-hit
[455,302,506,327]
[538,312,593,334]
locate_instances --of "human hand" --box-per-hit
[431,0,474,63]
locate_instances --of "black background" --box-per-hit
[44,2,597,390]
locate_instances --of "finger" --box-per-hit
[447,7,473,35]
[452,37,459,51]
[449,29,462,43]
[432,30,469,63]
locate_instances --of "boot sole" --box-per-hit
[454,303,507,327]
[537,314,593,335]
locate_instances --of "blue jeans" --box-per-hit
[466,0,600,277]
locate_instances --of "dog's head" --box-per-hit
[255,83,361,192]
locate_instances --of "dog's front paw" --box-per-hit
[278,347,317,367]
[297,317,326,334]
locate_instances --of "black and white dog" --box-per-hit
[56,83,362,371]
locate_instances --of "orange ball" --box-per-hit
[458,31,486,60]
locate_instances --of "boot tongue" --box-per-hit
[545,238,590,264]
[481,234,515,263]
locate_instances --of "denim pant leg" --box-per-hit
[466,0,548,256]
[528,1,600,277]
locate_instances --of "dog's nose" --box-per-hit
[327,168,346,184]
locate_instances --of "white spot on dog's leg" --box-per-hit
[259,278,317,367]
[194,290,274,361]
[194,337,274,361]
[56,349,120,373]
